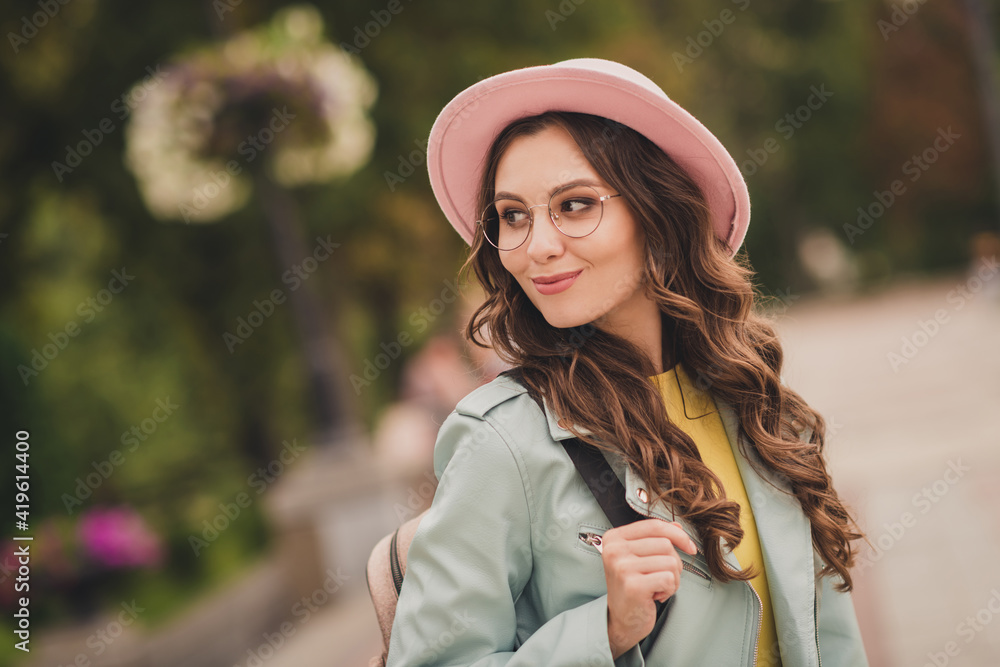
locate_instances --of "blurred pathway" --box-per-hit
[774,270,1000,667]
[267,587,384,667]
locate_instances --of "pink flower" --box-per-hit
[77,507,163,569]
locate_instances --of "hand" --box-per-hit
[602,519,697,659]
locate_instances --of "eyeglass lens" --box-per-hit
[481,185,607,250]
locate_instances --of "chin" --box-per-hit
[536,308,593,330]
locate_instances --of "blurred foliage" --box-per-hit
[0,0,995,643]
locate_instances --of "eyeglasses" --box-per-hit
[477,184,622,251]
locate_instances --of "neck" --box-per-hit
[595,307,671,374]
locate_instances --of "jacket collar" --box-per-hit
[542,396,594,441]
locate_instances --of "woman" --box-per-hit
[385,58,867,666]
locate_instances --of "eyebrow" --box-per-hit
[494,178,604,201]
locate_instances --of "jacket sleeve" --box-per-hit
[385,410,634,667]
[815,571,869,666]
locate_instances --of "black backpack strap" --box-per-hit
[561,435,671,637]
[499,367,649,527]
[499,366,671,639]
[560,437,648,526]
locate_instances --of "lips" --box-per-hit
[531,270,583,296]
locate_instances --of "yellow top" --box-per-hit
[649,364,781,666]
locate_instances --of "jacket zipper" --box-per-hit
[814,590,822,667]
[578,532,604,552]
[745,581,762,667]
[681,559,710,580]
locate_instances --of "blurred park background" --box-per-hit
[1,0,998,665]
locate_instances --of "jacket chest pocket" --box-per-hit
[575,523,611,557]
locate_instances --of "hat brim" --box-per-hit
[427,59,750,257]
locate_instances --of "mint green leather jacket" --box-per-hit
[385,374,868,666]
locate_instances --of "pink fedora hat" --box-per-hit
[426,58,750,257]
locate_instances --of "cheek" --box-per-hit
[619,222,647,270]
[603,231,647,293]
[498,252,525,281]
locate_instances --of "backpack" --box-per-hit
[366,508,427,666]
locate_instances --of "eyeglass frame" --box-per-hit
[476,184,623,251]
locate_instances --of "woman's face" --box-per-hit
[494,124,658,336]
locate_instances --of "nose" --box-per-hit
[524,204,565,261]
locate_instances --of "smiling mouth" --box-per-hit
[531,270,582,295]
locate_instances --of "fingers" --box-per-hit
[605,518,698,555]
[626,570,679,601]
[621,536,682,558]
[606,550,682,586]
[604,521,692,652]
[629,554,682,576]
[603,535,684,593]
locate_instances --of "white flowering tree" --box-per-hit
[124,5,377,444]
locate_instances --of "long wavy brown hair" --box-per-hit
[460,111,863,591]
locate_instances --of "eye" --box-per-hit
[559,197,598,216]
[498,206,529,227]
